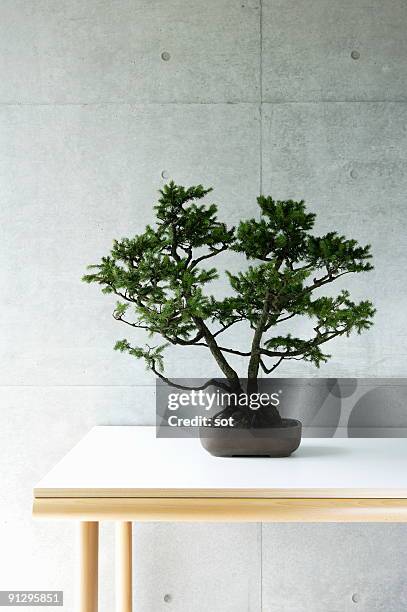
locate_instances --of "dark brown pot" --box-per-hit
[200,418,302,457]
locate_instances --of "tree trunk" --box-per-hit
[193,317,241,388]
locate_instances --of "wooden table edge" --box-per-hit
[33,487,407,499]
[32,496,407,522]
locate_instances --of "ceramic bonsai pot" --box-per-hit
[199,418,302,457]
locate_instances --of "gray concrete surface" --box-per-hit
[262,524,407,612]
[1,1,407,611]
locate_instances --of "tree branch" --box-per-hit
[192,317,241,385]
[107,283,138,303]
[247,291,272,379]
[260,356,284,374]
[304,270,351,294]
[212,318,244,338]
[261,328,346,358]
[150,361,232,392]
[170,331,205,345]
[113,314,151,330]
[194,342,251,357]
[271,312,296,326]
[189,244,229,269]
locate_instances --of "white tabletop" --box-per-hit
[33,426,407,499]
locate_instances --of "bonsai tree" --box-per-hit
[83,182,375,427]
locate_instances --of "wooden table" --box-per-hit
[33,426,407,612]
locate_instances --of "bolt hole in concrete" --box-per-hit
[161,170,169,180]
[164,594,172,603]
[352,593,360,603]
[350,169,358,179]
[351,50,360,60]
[161,51,171,61]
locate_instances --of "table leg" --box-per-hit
[79,521,99,612]
[116,521,133,612]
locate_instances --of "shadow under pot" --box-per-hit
[199,418,302,458]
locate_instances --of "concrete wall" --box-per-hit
[1,1,407,610]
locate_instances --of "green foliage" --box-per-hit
[114,340,168,372]
[264,291,376,367]
[235,197,316,262]
[83,181,375,381]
